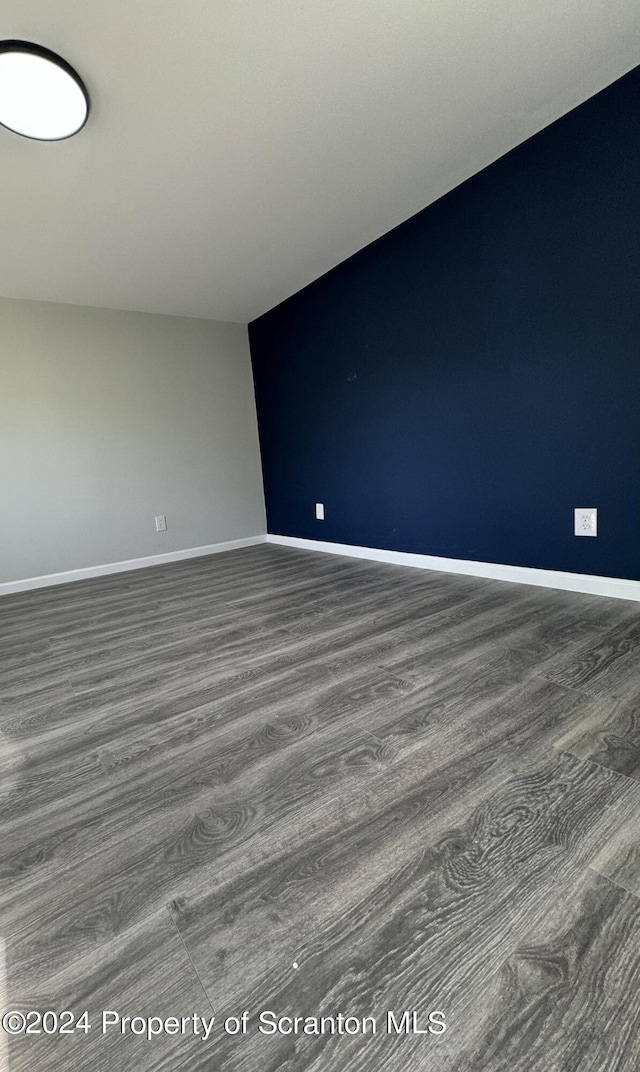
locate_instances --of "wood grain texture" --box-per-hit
[554,694,640,783]
[1,543,639,1071]
[580,789,640,898]
[5,909,214,1072]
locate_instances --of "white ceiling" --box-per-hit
[1,1,638,324]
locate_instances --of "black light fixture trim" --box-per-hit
[0,39,90,141]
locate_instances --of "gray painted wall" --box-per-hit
[0,298,266,583]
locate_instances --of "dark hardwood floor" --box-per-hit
[1,544,639,1071]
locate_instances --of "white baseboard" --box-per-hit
[267,534,640,603]
[5,531,639,604]
[0,535,268,596]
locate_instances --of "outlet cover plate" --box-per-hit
[155,515,167,532]
[574,508,597,537]
[315,503,325,521]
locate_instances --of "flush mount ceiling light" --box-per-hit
[0,40,89,141]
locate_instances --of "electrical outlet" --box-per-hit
[155,515,167,532]
[315,503,325,521]
[574,508,597,537]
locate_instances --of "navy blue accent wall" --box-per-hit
[249,68,640,580]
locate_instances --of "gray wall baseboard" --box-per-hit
[0,536,268,596]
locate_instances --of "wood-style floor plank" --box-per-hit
[554,693,640,783]
[1,544,639,1071]
[5,908,214,1072]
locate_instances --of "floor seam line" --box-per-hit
[556,746,640,791]
[165,903,216,1018]
[585,863,640,903]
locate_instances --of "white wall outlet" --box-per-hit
[574,508,597,537]
[155,514,167,532]
[315,502,325,521]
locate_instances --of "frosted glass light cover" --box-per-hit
[0,43,88,140]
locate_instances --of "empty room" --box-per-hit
[1,3,639,1070]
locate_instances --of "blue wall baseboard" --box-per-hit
[268,534,640,603]
[250,68,640,583]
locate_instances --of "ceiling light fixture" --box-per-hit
[0,40,89,141]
